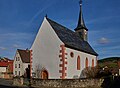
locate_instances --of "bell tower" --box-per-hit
[74,0,88,41]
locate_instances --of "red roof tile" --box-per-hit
[17,49,30,63]
[0,61,13,72]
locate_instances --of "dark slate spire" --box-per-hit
[74,0,88,31]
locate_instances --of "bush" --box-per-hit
[81,66,99,78]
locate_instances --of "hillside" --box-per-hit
[98,57,120,68]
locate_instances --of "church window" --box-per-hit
[77,56,80,70]
[92,59,94,67]
[85,58,88,68]
[70,52,74,58]
[19,64,20,68]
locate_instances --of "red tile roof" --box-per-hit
[0,60,13,72]
[17,49,30,63]
[0,62,8,67]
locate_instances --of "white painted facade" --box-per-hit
[23,63,30,73]
[0,67,7,73]
[13,51,30,77]
[65,47,97,79]
[31,17,63,79]
[31,17,97,79]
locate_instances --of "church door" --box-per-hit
[41,70,48,79]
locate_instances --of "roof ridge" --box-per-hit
[45,17,98,56]
[46,17,72,31]
[46,17,84,40]
[17,49,27,51]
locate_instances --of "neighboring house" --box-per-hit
[13,49,30,77]
[31,1,98,79]
[0,58,13,79]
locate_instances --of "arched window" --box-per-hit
[70,52,74,58]
[85,58,88,68]
[92,59,94,68]
[77,56,80,70]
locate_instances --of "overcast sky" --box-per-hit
[0,0,120,59]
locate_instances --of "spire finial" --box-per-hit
[79,0,82,6]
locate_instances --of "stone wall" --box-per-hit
[31,79,103,88]
[13,77,24,86]
[0,72,13,79]
[13,77,103,88]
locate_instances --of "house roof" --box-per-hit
[0,58,13,72]
[17,49,30,63]
[46,17,98,56]
[0,57,13,62]
[0,62,8,67]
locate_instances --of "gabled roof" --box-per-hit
[17,49,30,63]
[46,17,98,56]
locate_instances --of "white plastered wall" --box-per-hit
[13,51,24,76]
[0,67,7,73]
[65,47,97,79]
[31,17,63,79]
[23,63,30,75]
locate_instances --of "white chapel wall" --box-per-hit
[65,47,97,79]
[31,17,63,79]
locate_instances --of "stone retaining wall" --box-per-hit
[13,77,24,86]
[31,79,103,88]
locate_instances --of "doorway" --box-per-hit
[41,70,48,79]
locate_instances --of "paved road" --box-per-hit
[0,79,13,86]
[0,79,29,88]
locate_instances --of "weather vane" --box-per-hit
[79,0,82,6]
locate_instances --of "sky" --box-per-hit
[0,0,120,59]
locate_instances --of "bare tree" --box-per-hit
[81,66,99,78]
[34,64,45,78]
